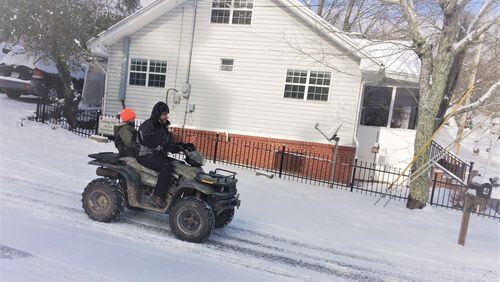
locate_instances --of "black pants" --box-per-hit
[137,154,174,198]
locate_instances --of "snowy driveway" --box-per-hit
[0,95,498,281]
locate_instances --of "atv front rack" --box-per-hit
[195,169,237,187]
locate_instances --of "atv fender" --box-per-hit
[166,180,217,211]
[89,160,144,208]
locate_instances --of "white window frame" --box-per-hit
[283,69,331,102]
[359,85,420,129]
[210,0,255,25]
[128,58,167,88]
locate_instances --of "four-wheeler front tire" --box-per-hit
[169,197,215,243]
[82,178,125,223]
[214,208,235,228]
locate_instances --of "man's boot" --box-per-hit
[151,194,166,209]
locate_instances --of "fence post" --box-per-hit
[430,173,438,206]
[213,132,219,164]
[278,145,286,178]
[41,101,46,123]
[350,158,357,192]
[466,162,474,186]
[35,100,40,121]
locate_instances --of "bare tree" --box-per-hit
[384,0,499,209]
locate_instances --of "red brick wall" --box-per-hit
[170,127,356,185]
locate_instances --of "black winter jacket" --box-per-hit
[137,102,180,156]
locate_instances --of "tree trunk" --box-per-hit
[316,0,324,17]
[342,0,356,32]
[407,5,462,209]
[454,41,483,154]
[54,58,78,129]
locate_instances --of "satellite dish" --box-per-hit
[315,122,343,142]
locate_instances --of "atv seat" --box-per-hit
[120,157,158,176]
[120,157,158,187]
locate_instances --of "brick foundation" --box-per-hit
[169,127,356,184]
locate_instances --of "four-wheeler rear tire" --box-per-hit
[169,197,215,243]
[82,178,125,223]
[214,208,235,228]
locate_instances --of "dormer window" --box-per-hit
[211,0,254,25]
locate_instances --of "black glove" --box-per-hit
[183,143,196,151]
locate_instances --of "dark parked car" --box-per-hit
[0,49,84,100]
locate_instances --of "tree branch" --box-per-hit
[452,19,499,54]
[451,80,499,117]
[396,0,427,55]
[467,0,495,34]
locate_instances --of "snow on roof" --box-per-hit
[352,39,420,77]
[0,48,86,80]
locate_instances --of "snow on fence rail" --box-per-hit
[32,99,500,220]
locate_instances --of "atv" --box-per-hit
[82,149,240,243]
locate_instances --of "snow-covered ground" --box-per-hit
[0,95,498,281]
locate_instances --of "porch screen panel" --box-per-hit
[360,86,392,126]
[391,88,419,129]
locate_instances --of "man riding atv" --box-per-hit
[137,102,195,209]
[83,102,240,242]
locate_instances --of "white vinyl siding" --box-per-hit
[104,0,364,146]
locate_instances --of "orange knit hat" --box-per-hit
[119,108,136,123]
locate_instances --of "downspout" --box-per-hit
[118,36,131,109]
[352,80,366,159]
[182,0,198,131]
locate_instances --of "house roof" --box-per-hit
[88,0,420,80]
[88,0,379,61]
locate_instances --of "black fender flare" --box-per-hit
[166,180,216,211]
[89,160,143,206]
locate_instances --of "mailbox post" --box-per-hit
[458,176,493,246]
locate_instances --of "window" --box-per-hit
[307,71,331,101]
[360,86,392,127]
[211,0,253,25]
[129,59,148,86]
[148,60,167,87]
[220,58,234,71]
[128,59,167,88]
[360,85,419,129]
[283,69,331,101]
[391,88,419,129]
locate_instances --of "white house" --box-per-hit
[88,0,420,167]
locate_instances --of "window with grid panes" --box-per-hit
[211,0,253,25]
[148,60,167,87]
[129,59,167,88]
[284,70,307,99]
[283,70,331,101]
[307,71,331,101]
[129,59,148,86]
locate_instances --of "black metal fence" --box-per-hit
[33,101,499,220]
[35,99,100,137]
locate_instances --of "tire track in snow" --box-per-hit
[0,191,303,281]
[0,183,409,281]
[1,191,387,281]
[0,175,393,267]
[0,174,392,269]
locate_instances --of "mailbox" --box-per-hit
[469,176,493,199]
